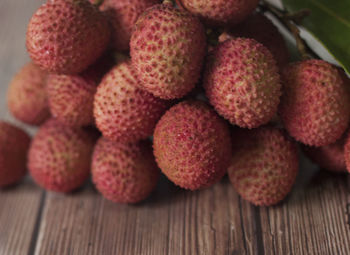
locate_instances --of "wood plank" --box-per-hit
[259,158,350,254]
[0,180,44,255]
[33,177,260,255]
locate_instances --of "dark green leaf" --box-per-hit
[282,0,350,74]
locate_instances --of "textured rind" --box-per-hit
[100,0,159,50]
[92,138,160,203]
[280,60,350,147]
[176,0,259,26]
[204,38,281,129]
[342,133,350,174]
[0,122,31,187]
[26,0,110,74]
[153,100,232,190]
[47,74,97,127]
[7,62,50,126]
[130,3,206,99]
[94,60,169,143]
[226,13,290,68]
[228,126,299,206]
[303,134,347,173]
[28,119,95,192]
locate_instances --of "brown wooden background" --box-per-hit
[1,1,350,254]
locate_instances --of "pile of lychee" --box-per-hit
[1,0,349,206]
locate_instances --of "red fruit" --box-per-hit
[47,74,97,127]
[130,2,206,99]
[303,135,347,173]
[0,122,31,188]
[204,38,281,129]
[7,62,50,126]
[28,119,95,192]
[92,138,160,203]
[26,0,110,74]
[94,59,169,143]
[153,100,232,190]
[228,126,299,206]
[100,0,159,50]
[222,13,290,68]
[176,0,259,26]
[280,60,350,147]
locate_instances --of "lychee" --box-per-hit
[7,62,50,126]
[176,0,259,26]
[341,133,350,173]
[228,126,299,206]
[28,119,95,192]
[204,38,281,129]
[130,2,206,99]
[100,0,159,50]
[26,0,110,74]
[94,59,169,143]
[153,100,232,190]
[0,122,31,188]
[303,134,347,173]
[92,138,160,203]
[280,60,350,147]
[47,74,97,127]
[221,13,290,68]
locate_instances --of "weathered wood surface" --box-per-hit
[1,1,350,255]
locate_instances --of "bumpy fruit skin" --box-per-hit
[28,119,95,192]
[303,135,347,173]
[7,62,50,126]
[26,0,110,74]
[228,126,299,206]
[100,0,159,50]
[204,38,281,129]
[47,74,97,127]
[92,138,160,203]
[153,100,232,190]
[94,60,169,143]
[176,0,259,26]
[280,60,350,147]
[223,13,290,68]
[130,3,206,99]
[0,122,31,188]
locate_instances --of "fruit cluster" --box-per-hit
[1,0,350,206]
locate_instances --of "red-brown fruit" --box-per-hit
[92,138,160,203]
[28,119,95,192]
[7,62,50,126]
[342,133,350,173]
[94,59,169,143]
[153,100,232,190]
[228,126,299,206]
[100,0,159,50]
[47,74,97,127]
[176,0,259,26]
[0,122,31,188]
[280,60,350,147]
[303,135,347,173]
[26,0,110,74]
[204,38,281,129]
[130,2,206,99]
[221,13,290,68]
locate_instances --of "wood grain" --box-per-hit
[33,178,260,255]
[0,180,44,255]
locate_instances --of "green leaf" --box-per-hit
[282,0,350,74]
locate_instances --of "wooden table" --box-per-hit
[1,1,350,254]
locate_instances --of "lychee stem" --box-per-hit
[260,1,314,60]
